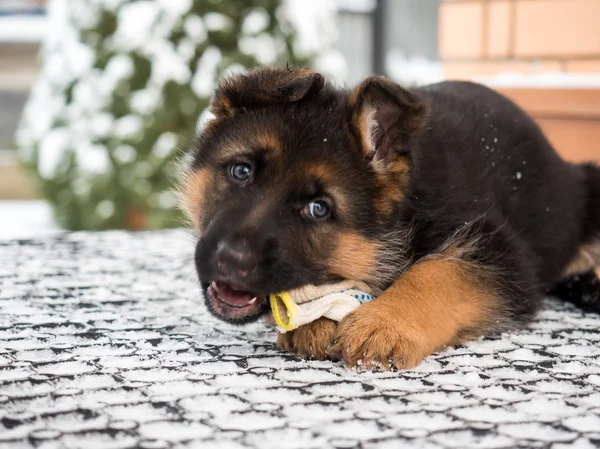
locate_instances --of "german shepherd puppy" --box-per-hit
[181,66,600,369]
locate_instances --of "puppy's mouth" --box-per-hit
[205,281,268,323]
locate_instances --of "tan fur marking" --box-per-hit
[353,107,377,157]
[328,232,378,282]
[242,200,270,228]
[210,90,233,118]
[305,162,332,182]
[255,131,282,156]
[562,240,600,278]
[214,130,282,162]
[276,318,338,361]
[332,258,500,369]
[181,168,212,233]
[375,159,409,220]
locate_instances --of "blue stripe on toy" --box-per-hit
[342,289,375,305]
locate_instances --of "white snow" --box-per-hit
[203,12,233,31]
[96,200,115,219]
[239,33,280,65]
[113,115,144,140]
[480,72,600,89]
[281,0,346,81]
[184,15,207,42]
[283,0,336,56]
[179,394,248,415]
[104,54,135,82]
[212,413,285,432]
[151,132,178,158]
[337,0,376,12]
[157,0,192,17]
[498,422,577,442]
[130,87,163,115]
[112,1,160,52]
[383,412,463,432]
[191,46,222,97]
[554,439,599,449]
[37,128,69,179]
[242,8,270,34]
[2,230,600,448]
[150,41,193,85]
[324,420,395,440]
[0,15,48,43]
[37,361,96,376]
[387,51,444,86]
[453,405,527,424]
[0,201,60,240]
[563,415,600,433]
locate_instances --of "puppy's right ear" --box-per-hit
[210,66,324,118]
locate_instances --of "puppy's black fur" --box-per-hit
[401,81,599,320]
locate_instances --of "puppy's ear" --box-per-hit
[349,76,427,173]
[210,66,324,117]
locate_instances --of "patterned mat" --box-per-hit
[1,231,600,449]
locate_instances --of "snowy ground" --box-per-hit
[0,200,60,240]
[2,230,600,448]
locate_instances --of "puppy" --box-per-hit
[181,66,600,369]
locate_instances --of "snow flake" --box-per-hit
[157,0,192,17]
[96,200,115,218]
[114,115,144,139]
[105,54,135,82]
[191,46,222,97]
[112,1,160,51]
[239,33,279,64]
[203,12,233,31]
[76,143,112,174]
[38,128,69,179]
[242,8,270,35]
[152,132,178,158]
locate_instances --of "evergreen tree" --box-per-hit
[16,0,340,230]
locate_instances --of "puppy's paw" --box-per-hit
[331,302,430,370]
[276,318,338,360]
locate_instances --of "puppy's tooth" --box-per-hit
[211,281,218,290]
[249,297,257,304]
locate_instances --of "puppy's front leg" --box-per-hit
[333,258,505,369]
[276,318,338,360]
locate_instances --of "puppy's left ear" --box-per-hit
[210,66,324,118]
[349,76,427,172]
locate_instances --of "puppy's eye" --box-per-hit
[228,162,252,182]
[303,199,331,220]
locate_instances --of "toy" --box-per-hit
[269,280,376,333]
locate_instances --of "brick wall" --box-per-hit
[438,0,600,163]
[439,0,600,79]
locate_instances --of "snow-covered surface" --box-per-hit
[386,51,443,87]
[0,15,48,42]
[478,72,600,89]
[336,0,375,13]
[2,230,600,448]
[0,201,60,240]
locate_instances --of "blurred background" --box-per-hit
[0,0,599,238]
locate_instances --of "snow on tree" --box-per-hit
[16,0,344,230]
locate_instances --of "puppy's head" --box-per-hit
[181,67,426,324]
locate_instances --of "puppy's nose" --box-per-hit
[214,238,257,278]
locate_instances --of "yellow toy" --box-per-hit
[269,280,376,333]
